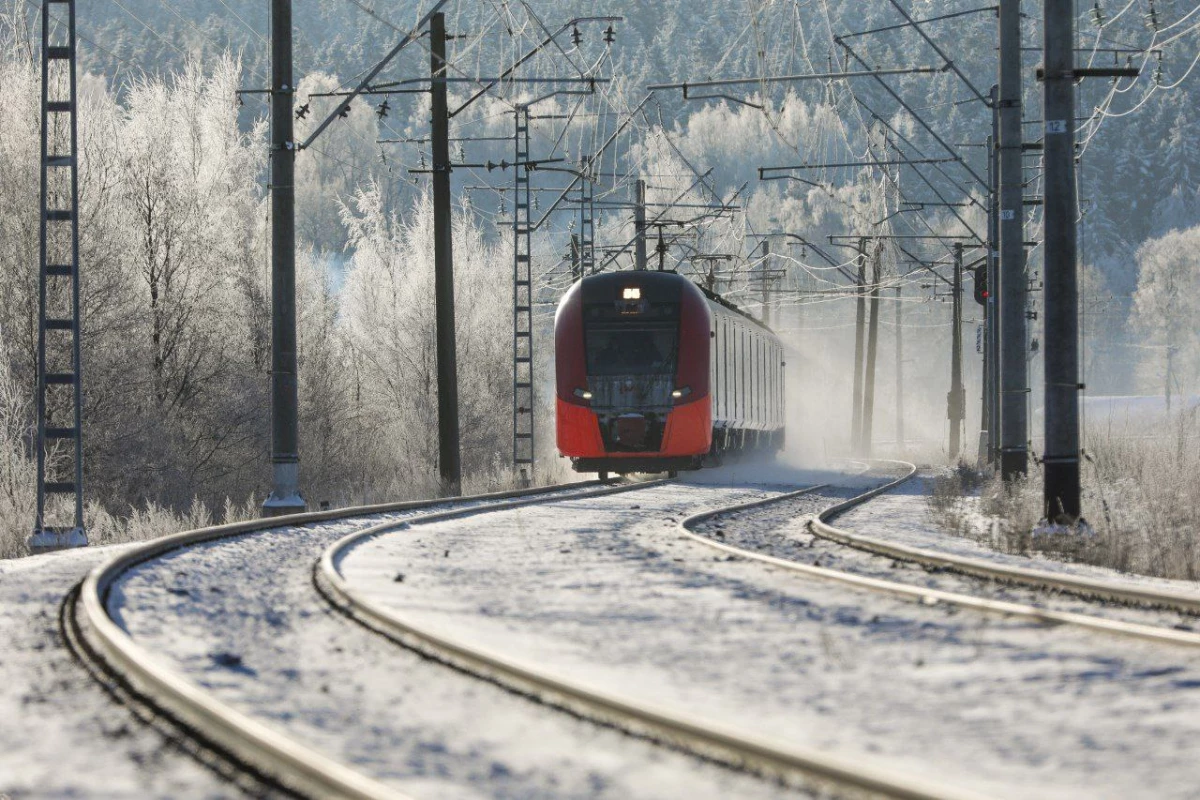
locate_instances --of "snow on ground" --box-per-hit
[0,544,232,798]
[712,475,1200,630]
[109,498,803,800]
[842,474,1200,598]
[337,472,1200,799]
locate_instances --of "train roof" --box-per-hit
[578,270,776,336]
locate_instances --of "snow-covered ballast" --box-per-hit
[554,270,784,475]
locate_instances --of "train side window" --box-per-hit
[715,316,724,422]
[766,341,772,424]
[739,327,744,420]
[753,335,758,421]
[721,317,728,419]
[748,331,753,421]
[711,320,717,410]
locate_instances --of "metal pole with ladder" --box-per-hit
[31,0,86,551]
[578,156,595,276]
[512,106,535,482]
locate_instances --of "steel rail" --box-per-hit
[675,464,1200,648]
[811,461,1200,616]
[319,483,992,800]
[71,478,630,800]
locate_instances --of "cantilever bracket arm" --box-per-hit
[299,0,449,151]
[681,85,763,109]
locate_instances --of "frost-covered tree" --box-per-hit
[1131,227,1200,406]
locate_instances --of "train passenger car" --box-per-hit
[554,270,784,476]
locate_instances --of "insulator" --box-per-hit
[376,100,390,118]
[1091,2,1104,26]
[572,26,582,46]
[338,103,351,118]
[604,25,615,44]
[295,102,310,119]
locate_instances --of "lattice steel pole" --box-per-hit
[31,0,86,552]
[512,105,535,481]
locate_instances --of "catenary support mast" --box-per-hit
[861,244,882,457]
[511,104,534,482]
[997,0,1029,479]
[949,243,965,460]
[431,12,462,494]
[634,179,647,270]
[1042,0,1081,521]
[31,0,87,550]
[850,238,868,455]
[264,0,305,515]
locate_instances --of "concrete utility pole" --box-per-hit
[850,237,868,455]
[634,179,647,270]
[760,240,771,327]
[895,286,905,453]
[997,0,1029,480]
[861,244,882,457]
[430,12,462,495]
[949,243,965,461]
[986,85,1001,466]
[1041,0,1081,521]
[264,0,305,516]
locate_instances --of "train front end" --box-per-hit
[554,271,712,475]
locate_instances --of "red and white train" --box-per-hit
[554,270,784,476]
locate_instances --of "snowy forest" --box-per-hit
[1,0,1198,555]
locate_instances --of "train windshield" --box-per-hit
[585,323,678,376]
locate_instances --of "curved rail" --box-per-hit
[319,481,993,800]
[70,478,630,800]
[810,462,1200,616]
[676,463,1200,647]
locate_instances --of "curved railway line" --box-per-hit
[57,461,1200,799]
[680,461,1200,647]
[317,479,988,800]
[63,479,641,800]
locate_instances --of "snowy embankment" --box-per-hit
[335,470,1200,800]
[719,474,1200,631]
[849,474,1200,599]
[106,494,797,800]
[0,545,230,797]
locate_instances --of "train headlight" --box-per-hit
[671,386,691,399]
[622,286,641,300]
[574,388,593,400]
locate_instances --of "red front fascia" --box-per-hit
[557,397,606,457]
[557,396,712,459]
[660,396,712,455]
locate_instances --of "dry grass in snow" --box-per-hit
[930,409,1200,581]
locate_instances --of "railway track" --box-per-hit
[318,479,991,800]
[680,461,1200,647]
[64,478,649,800]
[65,462,1200,799]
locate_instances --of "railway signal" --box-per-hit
[973,263,989,305]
